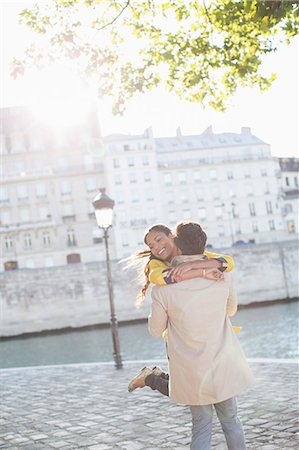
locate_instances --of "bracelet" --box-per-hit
[203,269,206,278]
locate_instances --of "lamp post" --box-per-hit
[92,188,123,369]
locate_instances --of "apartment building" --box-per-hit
[278,157,299,235]
[0,106,295,269]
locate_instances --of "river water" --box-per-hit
[0,301,298,369]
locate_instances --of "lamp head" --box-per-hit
[92,188,114,229]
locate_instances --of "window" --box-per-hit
[20,207,30,223]
[116,210,127,226]
[196,189,204,200]
[295,176,298,187]
[115,191,124,204]
[227,170,234,180]
[164,174,172,185]
[265,201,273,214]
[42,231,51,247]
[142,156,149,166]
[123,144,130,151]
[113,158,120,168]
[168,211,176,224]
[132,191,139,203]
[183,209,191,219]
[63,203,74,217]
[17,184,28,200]
[285,177,289,186]
[67,229,77,246]
[85,178,97,192]
[92,228,103,244]
[252,222,259,232]
[178,172,186,184]
[144,172,151,182]
[60,180,72,195]
[244,168,251,178]
[1,211,11,225]
[4,236,13,250]
[129,173,137,184]
[115,174,122,185]
[209,169,217,180]
[145,189,154,201]
[39,206,49,221]
[180,191,188,203]
[166,191,174,204]
[0,186,9,203]
[249,202,256,216]
[198,208,206,220]
[261,168,267,177]
[84,155,94,170]
[36,182,47,198]
[24,233,32,248]
[128,157,134,167]
[5,135,12,153]
[121,233,129,247]
[269,220,275,230]
[212,187,220,199]
[246,184,253,196]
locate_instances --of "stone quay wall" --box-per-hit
[1,240,298,337]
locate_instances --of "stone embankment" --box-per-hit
[1,240,298,336]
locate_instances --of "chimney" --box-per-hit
[241,127,251,135]
[176,127,182,138]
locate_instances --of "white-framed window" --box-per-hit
[178,172,186,184]
[183,209,191,219]
[285,176,289,186]
[113,158,120,168]
[144,172,151,182]
[1,211,11,225]
[42,231,51,247]
[115,191,124,204]
[131,191,139,203]
[246,184,253,196]
[252,222,259,232]
[180,191,188,203]
[85,177,97,192]
[36,182,47,198]
[212,187,220,199]
[60,180,72,195]
[294,176,298,187]
[39,206,49,221]
[0,186,9,202]
[121,232,129,247]
[129,173,137,184]
[67,229,77,246]
[269,220,275,230]
[142,156,149,166]
[115,174,122,185]
[20,207,30,223]
[17,184,28,200]
[198,208,207,220]
[196,188,204,200]
[265,200,273,214]
[116,210,127,226]
[63,203,74,216]
[166,191,174,204]
[164,173,172,185]
[24,233,32,248]
[84,155,94,170]
[145,189,154,201]
[249,202,256,217]
[209,169,217,180]
[4,236,13,250]
[261,168,267,177]
[128,157,135,167]
[227,170,234,180]
[168,211,176,224]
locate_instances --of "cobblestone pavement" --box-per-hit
[0,359,298,449]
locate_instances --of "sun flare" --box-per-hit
[25,63,94,130]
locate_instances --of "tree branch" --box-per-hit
[96,0,130,31]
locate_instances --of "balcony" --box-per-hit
[62,215,76,224]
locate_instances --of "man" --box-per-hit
[147,221,254,450]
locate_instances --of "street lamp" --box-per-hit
[92,188,123,369]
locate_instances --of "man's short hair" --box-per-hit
[175,221,207,255]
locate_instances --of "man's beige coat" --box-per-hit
[148,256,254,406]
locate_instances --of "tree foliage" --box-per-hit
[12,0,299,114]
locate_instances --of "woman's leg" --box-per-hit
[214,397,246,450]
[190,404,213,450]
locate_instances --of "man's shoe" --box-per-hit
[128,366,153,392]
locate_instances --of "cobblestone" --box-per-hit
[1,359,298,449]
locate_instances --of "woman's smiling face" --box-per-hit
[145,229,178,261]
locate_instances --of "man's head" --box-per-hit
[174,221,207,255]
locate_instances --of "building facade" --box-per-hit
[278,157,299,236]
[0,106,297,270]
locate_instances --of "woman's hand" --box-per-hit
[168,262,195,282]
[205,268,224,281]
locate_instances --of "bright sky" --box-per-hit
[1,1,298,158]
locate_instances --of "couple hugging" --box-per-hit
[128,221,254,450]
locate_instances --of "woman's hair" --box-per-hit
[132,224,172,307]
[175,221,207,255]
